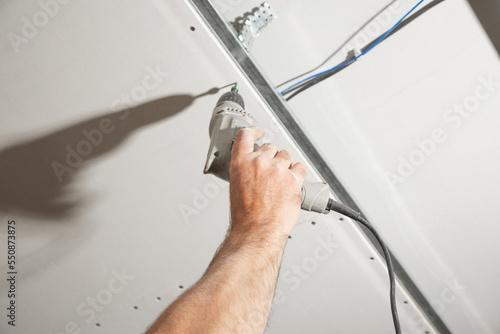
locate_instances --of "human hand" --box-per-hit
[229,127,307,240]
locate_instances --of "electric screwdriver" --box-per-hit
[204,85,334,214]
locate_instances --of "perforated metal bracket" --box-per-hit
[236,2,278,51]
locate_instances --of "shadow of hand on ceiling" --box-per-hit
[0,87,222,219]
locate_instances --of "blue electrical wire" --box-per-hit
[280,0,426,96]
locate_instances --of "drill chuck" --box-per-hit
[216,90,245,109]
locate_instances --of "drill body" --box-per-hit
[204,88,259,181]
[204,87,332,214]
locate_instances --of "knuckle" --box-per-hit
[262,143,276,150]
[280,150,293,159]
[240,127,251,133]
[296,165,307,177]
[236,128,250,139]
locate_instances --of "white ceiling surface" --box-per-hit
[0,1,436,334]
[213,0,500,333]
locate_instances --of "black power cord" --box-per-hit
[284,0,447,101]
[328,200,401,334]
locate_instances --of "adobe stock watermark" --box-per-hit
[341,1,402,57]
[410,278,467,331]
[235,301,268,334]
[178,120,284,225]
[48,268,135,334]
[386,75,500,186]
[274,231,340,305]
[51,65,169,182]
[7,0,71,54]
[233,231,340,332]
[178,175,229,224]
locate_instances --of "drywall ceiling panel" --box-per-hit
[0,0,434,334]
[212,0,500,333]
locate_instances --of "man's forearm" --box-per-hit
[146,227,288,334]
[147,127,306,333]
